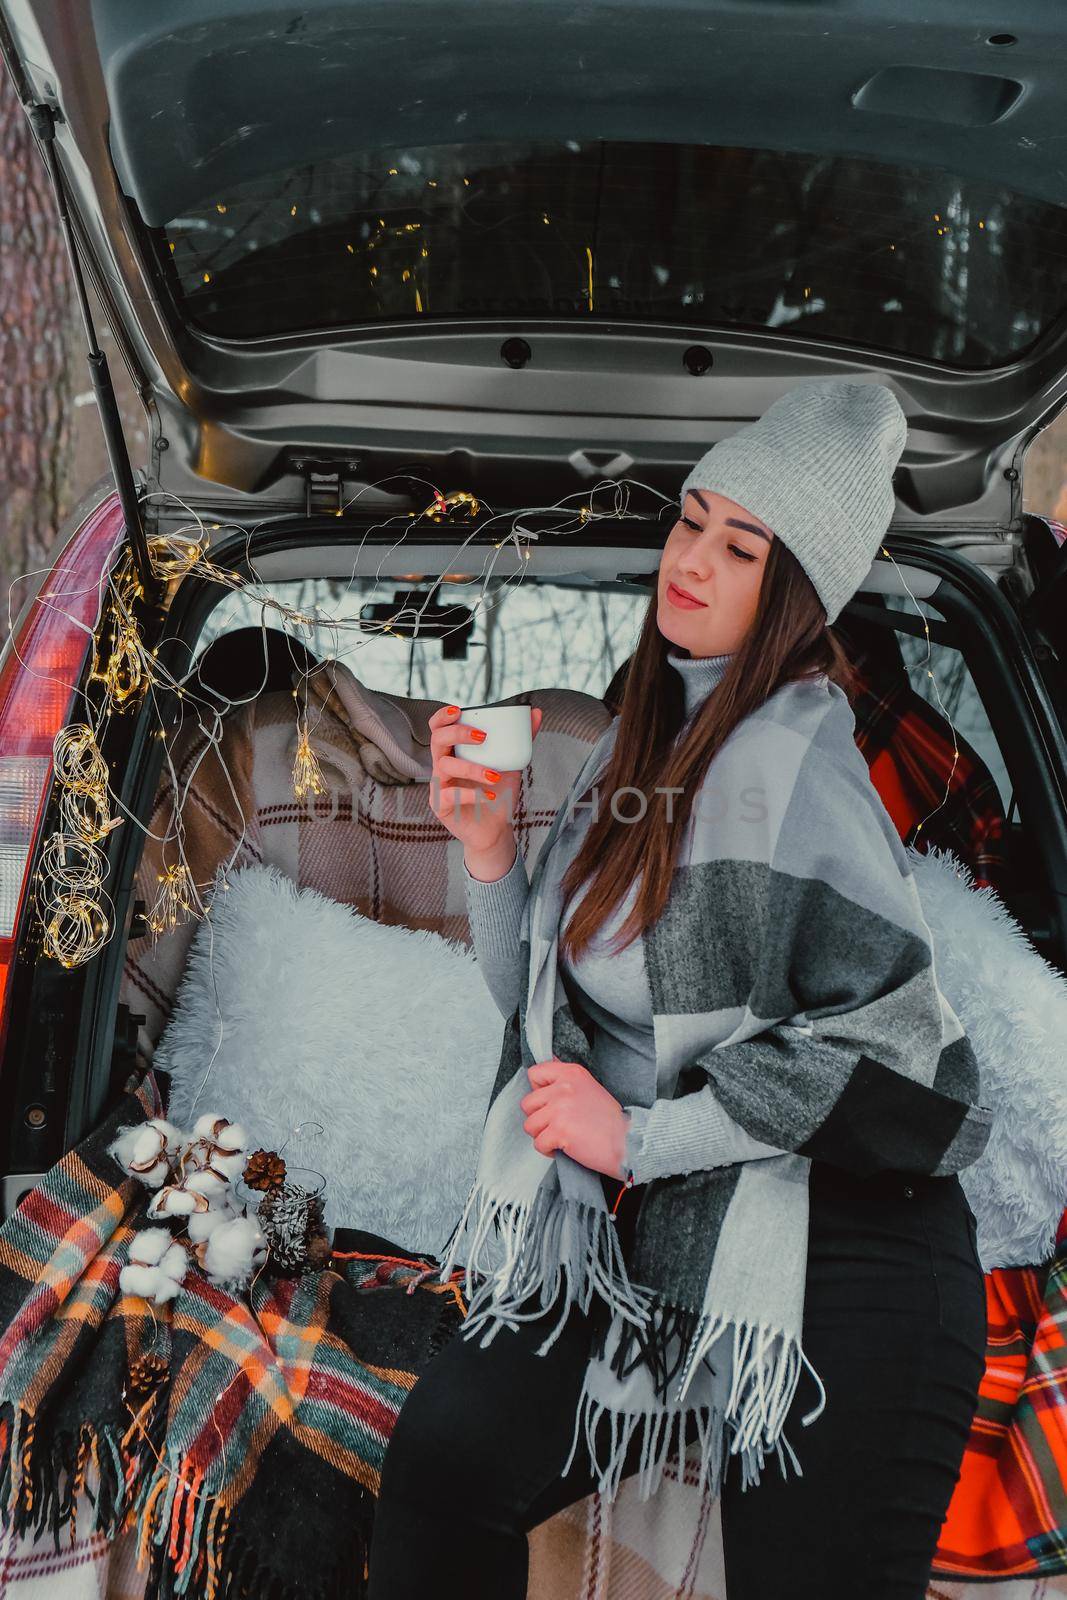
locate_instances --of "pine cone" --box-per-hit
[259,1183,325,1275]
[127,1351,168,1401]
[243,1149,287,1192]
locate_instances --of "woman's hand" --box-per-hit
[519,1058,631,1180]
[427,703,544,859]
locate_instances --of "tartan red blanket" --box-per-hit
[931,1218,1067,1579]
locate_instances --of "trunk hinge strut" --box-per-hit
[27,101,159,600]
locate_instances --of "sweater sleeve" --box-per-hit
[463,844,530,1020]
[462,722,617,1022]
[672,739,995,1180]
[620,1089,790,1185]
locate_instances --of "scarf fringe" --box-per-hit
[561,1384,733,1503]
[436,1179,654,1349]
[594,1297,704,1404]
[0,1401,374,1600]
[598,1293,826,1426]
[578,1305,828,1503]
[0,1403,136,1552]
[560,1378,815,1507]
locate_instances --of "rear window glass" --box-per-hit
[151,140,1067,368]
[199,577,647,705]
[198,578,1010,802]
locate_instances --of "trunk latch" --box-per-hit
[291,454,361,517]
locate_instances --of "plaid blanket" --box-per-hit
[0,1068,466,1600]
[933,1217,1067,1579]
[838,623,1007,892]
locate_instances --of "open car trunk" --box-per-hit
[72,529,1067,1154]
[0,504,1060,1198]
[0,514,1066,1599]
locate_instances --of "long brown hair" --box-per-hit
[558,535,860,963]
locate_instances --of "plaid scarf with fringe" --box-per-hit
[438,671,995,1505]
[0,1069,464,1600]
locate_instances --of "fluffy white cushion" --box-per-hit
[155,865,503,1257]
[909,844,1067,1270]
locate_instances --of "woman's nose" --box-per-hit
[679,548,714,581]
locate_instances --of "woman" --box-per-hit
[367,379,991,1599]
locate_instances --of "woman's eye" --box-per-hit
[676,515,756,560]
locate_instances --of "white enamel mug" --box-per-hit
[453,704,534,772]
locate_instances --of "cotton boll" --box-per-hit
[191,1113,227,1141]
[186,1212,219,1244]
[160,1242,189,1284]
[119,1262,164,1298]
[147,1183,207,1220]
[184,1168,230,1201]
[211,1148,248,1182]
[203,1215,267,1288]
[182,1117,248,1181]
[186,1199,238,1243]
[190,1114,246,1153]
[127,1227,175,1266]
[120,1236,188,1304]
[109,1123,178,1188]
[178,1140,213,1174]
[150,1119,183,1155]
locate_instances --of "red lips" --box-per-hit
[666,580,707,609]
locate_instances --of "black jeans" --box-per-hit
[367,1161,987,1599]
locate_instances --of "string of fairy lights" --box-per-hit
[15,472,961,975]
[20,476,610,970]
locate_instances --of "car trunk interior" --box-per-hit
[1,505,1063,1216]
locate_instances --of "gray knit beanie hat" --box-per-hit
[679,378,908,625]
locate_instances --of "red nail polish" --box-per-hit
[472,729,487,743]
[484,768,500,782]
[446,705,459,716]
[485,789,497,801]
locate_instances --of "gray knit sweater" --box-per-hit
[463,647,787,1185]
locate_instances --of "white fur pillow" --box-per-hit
[155,865,504,1257]
[909,844,1067,1270]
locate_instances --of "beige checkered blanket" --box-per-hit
[5,1487,1066,1600]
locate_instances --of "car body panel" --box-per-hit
[2,0,1067,547]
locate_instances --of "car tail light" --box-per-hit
[0,496,125,1041]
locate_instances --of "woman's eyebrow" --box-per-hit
[725,517,772,544]
[687,489,771,545]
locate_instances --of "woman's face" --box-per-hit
[656,489,774,656]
